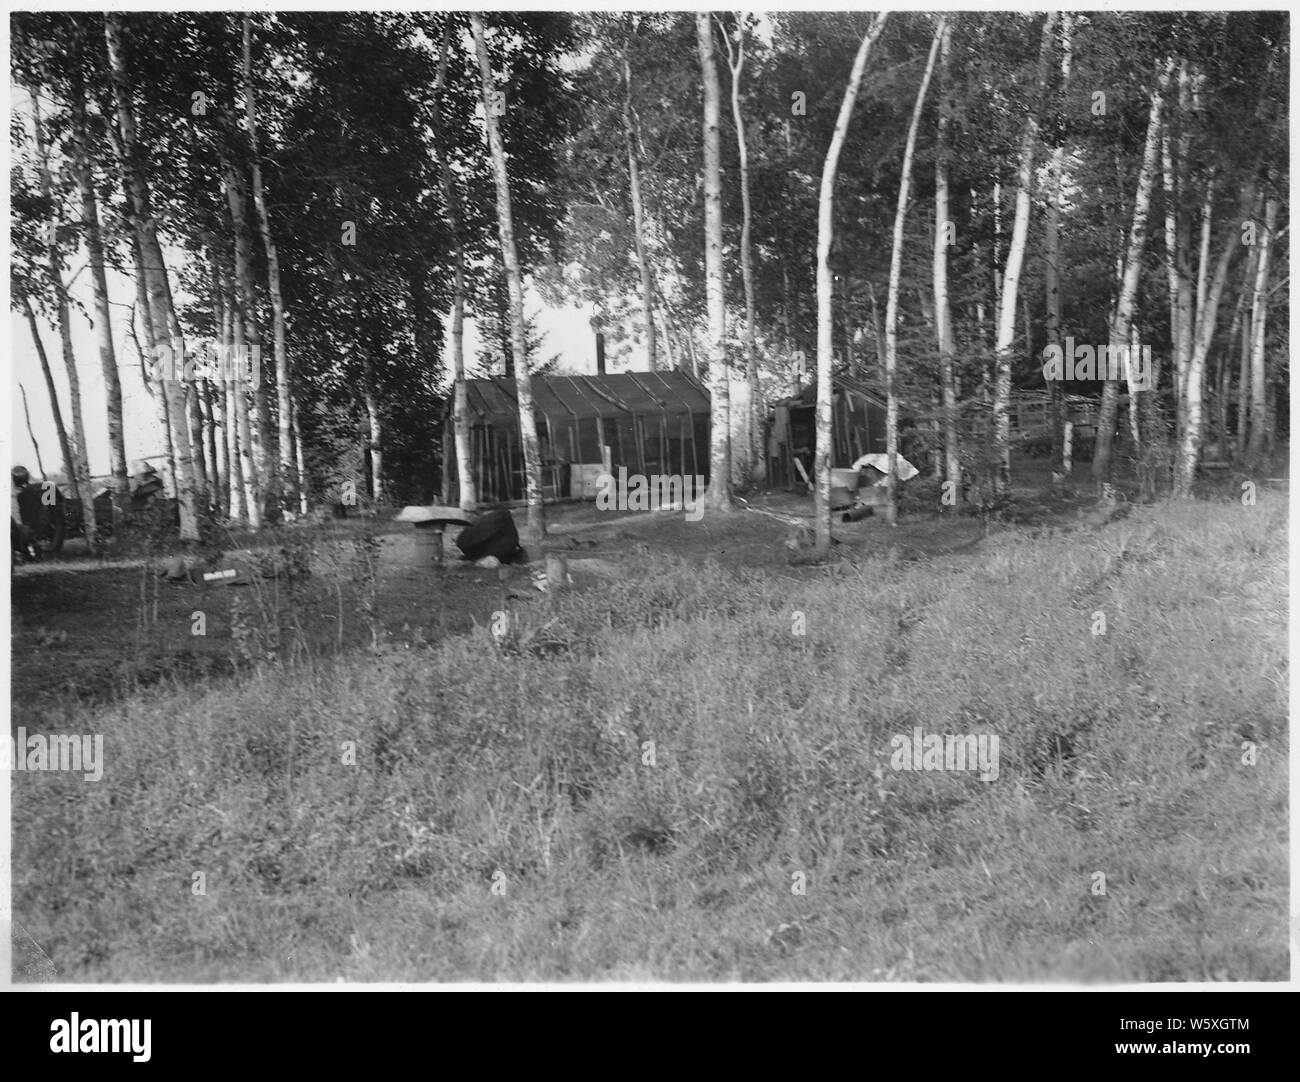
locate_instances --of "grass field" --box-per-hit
[10,492,1288,982]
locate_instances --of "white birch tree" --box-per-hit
[813,13,889,556]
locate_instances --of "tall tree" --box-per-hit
[229,292,260,525]
[472,14,546,541]
[720,14,760,485]
[20,295,77,498]
[18,383,48,481]
[1091,60,1170,485]
[697,13,732,513]
[1233,240,1260,459]
[431,19,476,509]
[243,15,293,516]
[361,353,384,503]
[29,90,95,541]
[1170,178,1256,493]
[68,36,129,521]
[992,12,1057,495]
[216,262,247,523]
[813,13,889,556]
[105,13,200,540]
[932,18,961,505]
[884,18,944,525]
[1244,195,1279,464]
[221,154,270,522]
[129,233,179,496]
[1042,14,1073,482]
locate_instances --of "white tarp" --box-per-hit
[850,453,920,485]
[394,504,474,525]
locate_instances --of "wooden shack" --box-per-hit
[443,371,712,506]
[767,374,888,491]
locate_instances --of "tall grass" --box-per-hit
[12,498,1287,982]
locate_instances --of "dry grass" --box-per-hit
[11,496,1288,982]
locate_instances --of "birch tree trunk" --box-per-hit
[1195,182,1214,325]
[106,14,199,541]
[230,303,260,527]
[19,383,47,481]
[1234,248,1258,459]
[1091,59,1171,486]
[69,63,129,521]
[216,267,244,521]
[291,396,308,514]
[1159,120,1190,440]
[1244,196,1277,464]
[130,235,177,497]
[696,13,733,513]
[1212,248,1247,452]
[225,382,244,522]
[244,15,292,518]
[30,92,94,541]
[1170,64,1198,446]
[813,14,889,555]
[933,19,962,505]
[432,24,477,510]
[721,18,760,485]
[21,295,77,496]
[208,252,231,516]
[222,158,270,524]
[1044,158,1067,483]
[472,14,546,541]
[1043,15,1072,481]
[187,386,208,510]
[202,382,220,511]
[206,381,227,519]
[1172,180,1256,495]
[993,12,1058,496]
[624,55,658,373]
[884,20,944,526]
[362,358,384,504]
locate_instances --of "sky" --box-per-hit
[7,258,625,484]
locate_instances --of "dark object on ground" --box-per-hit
[842,504,874,523]
[455,507,522,564]
[15,481,67,556]
[333,502,350,519]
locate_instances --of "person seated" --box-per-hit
[12,465,65,557]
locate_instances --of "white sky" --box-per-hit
[7,255,627,481]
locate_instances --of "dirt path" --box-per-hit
[7,490,1073,728]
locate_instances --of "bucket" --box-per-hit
[830,467,860,492]
[413,521,445,564]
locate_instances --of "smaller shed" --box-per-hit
[443,371,712,506]
[767,374,888,491]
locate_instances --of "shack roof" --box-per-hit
[459,370,711,426]
[773,373,888,411]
